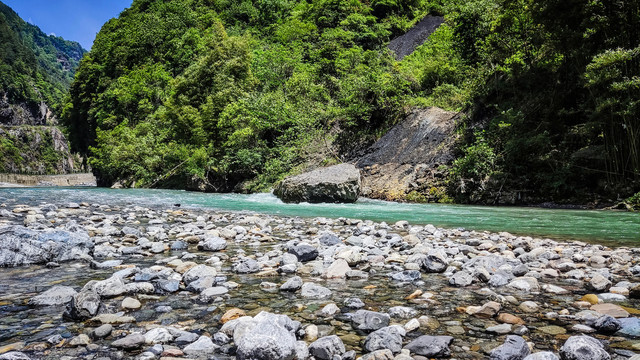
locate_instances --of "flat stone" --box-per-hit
[487,324,512,334]
[591,303,630,318]
[221,308,246,324]
[112,333,145,349]
[325,259,351,279]
[538,325,566,335]
[29,286,77,306]
[497,313,525,325]
[121,297,141,310]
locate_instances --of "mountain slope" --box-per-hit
[64,0,639,205]
[0,1,86,174]
[0,0,85,125]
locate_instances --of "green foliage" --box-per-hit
[64,0,436,190]
[61,0,639,202]
[626,192,640,211]
[0,2,85,116]
[448,133,499,200]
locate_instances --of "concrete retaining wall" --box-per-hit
[0,173,96,187]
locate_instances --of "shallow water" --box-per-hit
[0,187,638,245]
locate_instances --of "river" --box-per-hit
[1,187,637,245]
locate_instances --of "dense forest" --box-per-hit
[0,1,85,117]
[62,0,639,205]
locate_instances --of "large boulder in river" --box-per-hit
[234,311,300,360]
[0,225,93,267]
[273,164,361,203]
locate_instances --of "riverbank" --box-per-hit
[0,199,639,360]
[0,173,96,187]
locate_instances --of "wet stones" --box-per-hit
[63,291,101,321]
[309,335,346,360]
[234,312,298,360]
[404,335,454,358]
[351,310,390,332]
[420,254,447,273]
[301,283,332,299]
[390,270,421,282]
[587,274,612,293]
[198,236,227,252]
[280,276,303,291]
[29,285,77,306]
[507,277,540,292]
[182,264,217,285]
[489,335,530,360]
[111,333,145,350]
[183,335,217,357]
[559,335,610,360]
[288,243,318,262]
[364,326,405,354]
[0,225,93,267]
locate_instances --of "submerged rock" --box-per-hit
[274,164,361,203]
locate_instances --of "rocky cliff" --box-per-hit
[0,126,81,174]
[0,1,86,176]
[356,107,460,201]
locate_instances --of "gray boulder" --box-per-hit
[64,291,101,320]
[420,254,447,273]
[559,335,610,360]
[111,333,145,349]
[289,244,318,262]
[0,225,93,267]
[274,164,361,203]
[309,335,346,360]
[390,270,421,282]
[29,285,77,306]
[404,335,454,358]
[280,276,303,291]
[183,335,217,356]
[490,335,530,360]
[234,312,298,360]
[364,326,405,354]
[351,310,390,332]
[593,315,621,334]
[449,270,474,287]
[183,264,217,285]
[233,257,260,273]
[0,352,31,360]
[198,237,227,251]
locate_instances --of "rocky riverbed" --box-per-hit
[1,200,640,360]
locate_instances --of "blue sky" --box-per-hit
[3,0,133,50]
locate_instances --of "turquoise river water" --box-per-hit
[0,187,638,245]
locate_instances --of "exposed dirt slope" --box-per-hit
[388,16,444,60]
[356,107,459,200]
